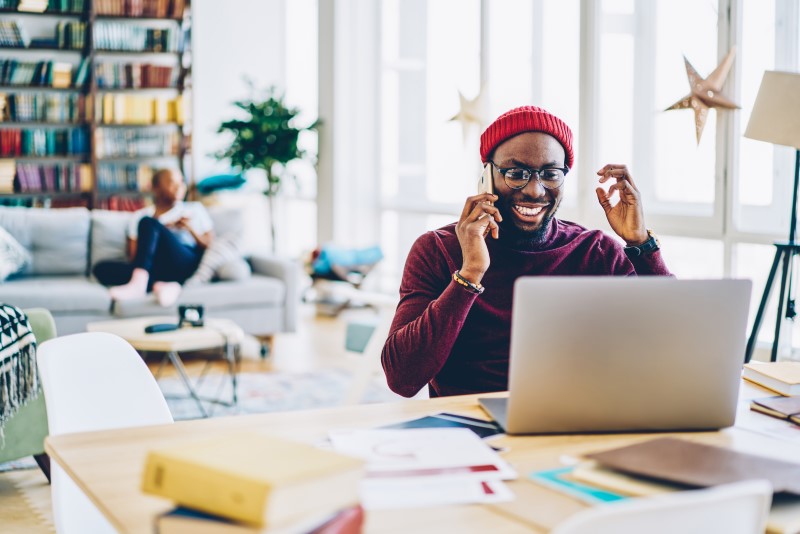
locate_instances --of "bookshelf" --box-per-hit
[0,0,191,210]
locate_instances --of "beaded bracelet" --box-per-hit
[453,270,485,295]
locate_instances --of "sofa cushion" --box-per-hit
[90,209,133,268]
[0,206,90,276]
[0,276,112,313]
[0,226,30,282]
[112,274,285,317]
[89,206,246,272]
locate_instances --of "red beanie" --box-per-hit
[480,106,574,168]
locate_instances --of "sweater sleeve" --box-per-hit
[381,233,478,397]
[629,250,671,276]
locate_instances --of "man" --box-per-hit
[381,106,671,398]
[95,168,213,306]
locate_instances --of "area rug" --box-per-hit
[160,368,401,420]
[0,467,54,534]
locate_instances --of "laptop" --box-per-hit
[479,277,752,435]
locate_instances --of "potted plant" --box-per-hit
[216,83,318,252]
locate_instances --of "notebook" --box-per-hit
[479,277,752,434]
[585,437,800,495]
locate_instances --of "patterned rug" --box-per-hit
[160,368,401,420]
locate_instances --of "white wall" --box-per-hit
[192,0,287,179]
[192,0,287,254]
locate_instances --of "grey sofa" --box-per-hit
[0,205,297,339]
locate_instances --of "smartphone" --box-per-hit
[478,163,493,198]
[478,163,495,238]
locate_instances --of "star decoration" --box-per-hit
[665,47,739,144]
[449,86,487,144]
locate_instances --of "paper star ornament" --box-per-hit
[449,86,487,144]
[665,47,740,144]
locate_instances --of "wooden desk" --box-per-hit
[46,382,800,534]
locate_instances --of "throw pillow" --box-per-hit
[184,236,251,286]
[0,226,31,282]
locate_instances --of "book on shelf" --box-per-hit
[96,162,151,192]
[17,0,49,14]
[94,61,177,89]
[141,433,365,529]
[0,92,85,122]
[0,127,89,156]
[0,59,81,88]
[95,0,185,19]
[95,127,178,158]
[96,194,145,211]
[750,395,800,426]
[96,93,183,124]
[743,361,800,396]
[93,21,181,53]
[54,20,86,50]
[155,505,364,534]
[0,20,31,48]
[0,157,14,192]
[14,162,91,193]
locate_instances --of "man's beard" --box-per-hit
[494,196,558,249]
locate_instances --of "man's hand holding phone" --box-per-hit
[454,164,501,285]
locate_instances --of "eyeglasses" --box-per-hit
[489,162,568,190]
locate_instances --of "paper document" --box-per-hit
[329,428,517,509]
[329,428,516,480]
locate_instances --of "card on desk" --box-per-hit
[585,437,800,495]
[379,412,504,439]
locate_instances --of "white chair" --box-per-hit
[38,332,174,534]
[551,480,773,534]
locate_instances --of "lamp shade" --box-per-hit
[744,70,800,149]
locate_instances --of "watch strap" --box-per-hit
[624,230,660,259]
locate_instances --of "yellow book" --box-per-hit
[141,433,364,529]
[78,163,93,192]
[743,362,800,396]
[153,97,168,124]
[102,93,114,124]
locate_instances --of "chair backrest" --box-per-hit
[38,332,173,435]
[38,332,173,534]
[551,480,773,534]
[24,308,57,344]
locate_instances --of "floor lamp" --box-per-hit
[743,71,800,363]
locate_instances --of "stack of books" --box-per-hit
[95,128,178,158]
[17,0,49,13]
[529,437,800,533]
[141,433,365,533]
[0,158,15,193]
[94,62,177,89]
[96,93,183,124]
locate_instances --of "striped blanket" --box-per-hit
[0,305,38,434]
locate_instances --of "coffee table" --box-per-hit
[86,316,245,418]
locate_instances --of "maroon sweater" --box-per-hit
[381,218,672,398]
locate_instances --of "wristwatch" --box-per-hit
[624,229,660,259]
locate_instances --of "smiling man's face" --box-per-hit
[490,131,566,246]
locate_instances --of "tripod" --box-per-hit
[744,149,800,363]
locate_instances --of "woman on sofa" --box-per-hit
[94,168,214,307]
